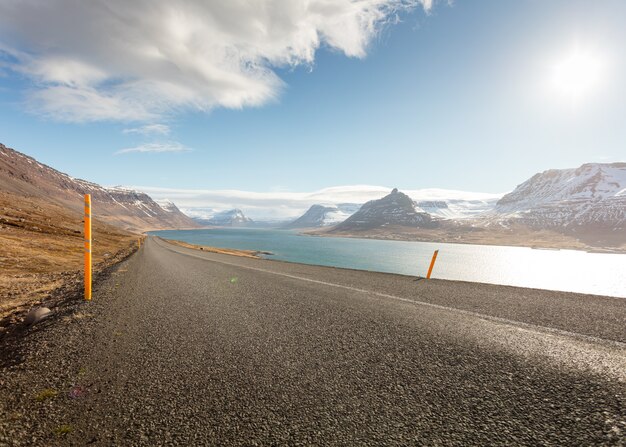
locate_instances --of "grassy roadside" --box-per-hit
[0,191,139,325]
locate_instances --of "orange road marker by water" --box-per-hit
[426,249,439,279]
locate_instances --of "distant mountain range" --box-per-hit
[278,191,500,230]
[283,203,360,229]
[186,162,623,250]
[193,208,253,227]
[0,143,198,231]
[306,163,625,250]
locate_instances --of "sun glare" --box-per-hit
[551,47,605,102]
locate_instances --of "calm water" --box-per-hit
[151,228,626,298]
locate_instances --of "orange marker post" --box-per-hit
[426,249,439,279]
[84,194,92,301]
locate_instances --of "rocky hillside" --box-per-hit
[285,203,360,229]
[492,163,625,244]
[331,188,437,232]
[195,209,253,227]
[0,144,198,231]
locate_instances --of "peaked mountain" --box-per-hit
[331,188,437,232]
[195,209,253,227]
[0,143,198,231]
[284,203,360,229]
[492,163,626,239]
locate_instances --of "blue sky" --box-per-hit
[1,0,625,204]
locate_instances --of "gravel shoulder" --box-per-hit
[1,236,625,446]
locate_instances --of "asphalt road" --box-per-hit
[2,236,625,446]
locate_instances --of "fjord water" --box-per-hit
[151,228,626,298]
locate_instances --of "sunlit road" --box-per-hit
[4,236,626,446]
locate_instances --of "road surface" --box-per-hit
[1,236,625,446]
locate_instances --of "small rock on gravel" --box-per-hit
[24,307,52,326]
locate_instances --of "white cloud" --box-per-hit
[0,0,433,122]
[123,124,171,136]
[128,184,502,219]
[116,141,192,155]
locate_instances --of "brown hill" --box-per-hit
[0,143,199,232]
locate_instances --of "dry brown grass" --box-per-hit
[0,191,138,318]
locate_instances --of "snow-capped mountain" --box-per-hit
[179,207,217,221]
[414,198,499,219]
[0,143,198,231]
[493,163,626,231]
[194,208,253,227]
[285,203,360,228]
[331,188,437,232]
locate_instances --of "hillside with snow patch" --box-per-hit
[493,163,626,233]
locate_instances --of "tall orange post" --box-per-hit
[426,249,439,279]
[84,194,92,301]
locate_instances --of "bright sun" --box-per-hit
[551,47,605,102]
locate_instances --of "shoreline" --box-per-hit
[161,237,272,259]
[152,225,626,254]
[301,229,626,254]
